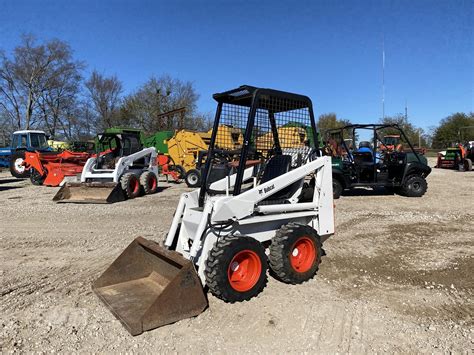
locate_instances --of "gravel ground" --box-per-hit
[0,158,473,353]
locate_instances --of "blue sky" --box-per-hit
[0,0,472,131]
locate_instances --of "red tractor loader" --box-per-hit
[23,150,92,186]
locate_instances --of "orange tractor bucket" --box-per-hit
[92,237,208,335]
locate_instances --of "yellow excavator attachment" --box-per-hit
[92,237,208,335]
[53,182,126,204]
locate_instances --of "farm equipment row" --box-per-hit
[0,85,443,339]
[2,119,437,203]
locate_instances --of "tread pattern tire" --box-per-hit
[185,169,201,188]
[464,158,472,172]
[269,223,322,284]
[333,178,343,199]
[204,235,268,303]
[400,175,428,197]
[30,168,45,186]
[173,165,186,179]
[120,173,140,199]
[139,171,158,194]
[10,151,29,178]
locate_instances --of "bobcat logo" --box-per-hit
[258,184,275,195]
[264,184,275,193]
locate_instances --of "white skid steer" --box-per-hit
[54,131,159,203]
[93,86,335,335]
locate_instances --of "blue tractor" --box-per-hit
[0,130,52,178]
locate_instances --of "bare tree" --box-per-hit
[0,35,81,131]
[0,49,23,130]
[85,70,122,129]
[119,75,200,133]
[36,47,84,139]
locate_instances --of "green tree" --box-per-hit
[431,112,474,148]
[317,113,351,133]
[379,114,427,147]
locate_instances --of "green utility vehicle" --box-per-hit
[325,124,431,198]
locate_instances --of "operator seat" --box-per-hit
[353,141,374,165]
[258,154,303,204]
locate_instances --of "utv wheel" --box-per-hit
[464,158,473,171]
[205,235,268,303]
[120,173,140,199]
[140,171,158,194]
[185,169,201,188]
[401,175,427,197]
[269,223,322,284]
[10,151,29,178]
[30,168,45,186]
[333,179,343,199]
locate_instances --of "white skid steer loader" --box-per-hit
[93,86,335,335]
[54,131,159,203]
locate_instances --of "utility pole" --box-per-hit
[405,100,408,121]
[382,35,385,120]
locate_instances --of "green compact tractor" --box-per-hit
[325,124,431,198]
[436,142,473,171]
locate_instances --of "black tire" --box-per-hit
[30,168,45,186]
[185,169,201,188]
[332,178,343,199]
[120,173,140,199]
[10,151,29,178]
[204,235,268,303]
[139,171,158,194]
[400,175,427,197]
[173,165,186,179]
[464,158,472,172]
[269,223,322,284]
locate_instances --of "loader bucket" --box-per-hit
[53,182,125,204]
[92,237,208,336]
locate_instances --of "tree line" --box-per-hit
[1,35,472,149]
[0,35,209,142]
[316,112,474,149]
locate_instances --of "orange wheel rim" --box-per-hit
[148,175,157,190]
[227,250,262,292]
[290,237,316,273]
[130,177,139,194]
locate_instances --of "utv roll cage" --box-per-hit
[325,123,423,164]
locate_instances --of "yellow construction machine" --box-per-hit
[166,125,243,187]
[256,126,307,151]
[166,125,243,172]
[166,130,211,172]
